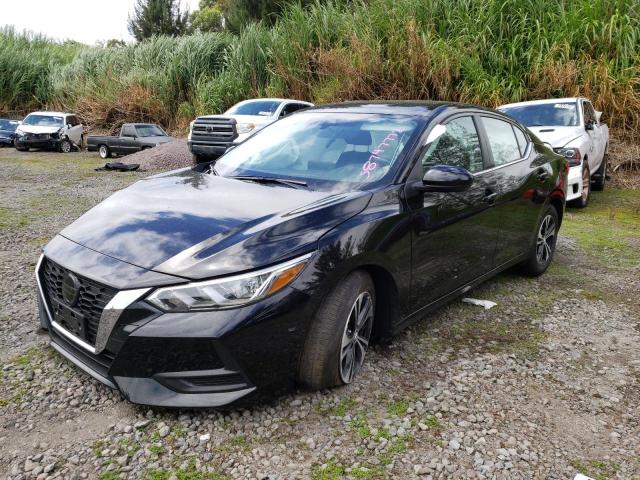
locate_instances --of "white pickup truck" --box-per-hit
[499,97,609,208]
[188,98,314,163]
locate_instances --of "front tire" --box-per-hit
[520,205,559,276]
[568,164,590,208]
[298,271,375,390]
[99,145,111,159]
[59,138,72,153]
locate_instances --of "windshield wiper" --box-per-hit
[230,175,308,189]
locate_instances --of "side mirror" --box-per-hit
[585,120,595,131]
[422,165,474,192]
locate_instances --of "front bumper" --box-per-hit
[36,243,314,407]
[188,141,229,159]
[566,164,583,201]
[15,136,60,150]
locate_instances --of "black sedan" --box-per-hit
[0,119,19,146]
[36,102,568,407]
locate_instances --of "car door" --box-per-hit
[582,100,604,170]
[407,114,501,311]
[66,115,83,144]
[477,115,551,265]
[119,125,139,154]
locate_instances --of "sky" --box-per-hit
[1,0,200,45]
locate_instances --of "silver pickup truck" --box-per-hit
[88,123,174,159]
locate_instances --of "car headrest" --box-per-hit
[342,129,372,146]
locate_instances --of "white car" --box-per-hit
[188,98,314,163]
[14,111,84,153]
[499,97,609,208]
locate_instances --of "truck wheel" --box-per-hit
[99,145,111,159]
[592,154,607,191]
[15,142,28,152]
[59,139,72,153]
[192,154,208,165]
[568,164,590,208]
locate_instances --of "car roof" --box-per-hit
[499,98,585,109]
[234,98,313,105]
[27,111,73,116]
[305,100,498,117]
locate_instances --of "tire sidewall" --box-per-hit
[528,206,559,275]
[59,139,71,153]
[298,271,376,389]
[99,145,109,159]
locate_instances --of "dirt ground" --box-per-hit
[0,146,639,480]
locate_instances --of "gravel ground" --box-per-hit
[123,139,192,171]
[1,146,639,480]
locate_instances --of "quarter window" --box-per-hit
[420,116,484,174]
[482,117,522,166]
[513,126,528,157]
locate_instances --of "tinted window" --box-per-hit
[136,125,166,137]
[67,115,79,126]
[513,126,528,156]
[420,116,484,173]
[281,103,308,117]
[226,100,281,117]
[216,112,422,188]
[122,125,136,137]
[583,101,596,124]
[500,102,579,127]
[482,117,522,166]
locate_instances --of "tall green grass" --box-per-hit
[1,0,638,131]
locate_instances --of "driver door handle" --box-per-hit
[483,190,498,204]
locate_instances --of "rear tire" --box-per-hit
[568,164,590,208]
[592,154,607,191]
[520,205,559,277]
[99,145,111,159]
[298,271,375,390]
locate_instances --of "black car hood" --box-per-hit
[60,169,371,279]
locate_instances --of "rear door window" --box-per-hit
[481,117,522,166]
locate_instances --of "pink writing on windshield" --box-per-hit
[360,130,403,179]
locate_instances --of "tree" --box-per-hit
[128,0,190,42]
[190,0,224,32]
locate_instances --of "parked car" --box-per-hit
[36,101,567,407]
[499,97,608,208]
[87,123,174,159]
[188,98,313,163]
[15,112,84,153]
[0,119,20,146]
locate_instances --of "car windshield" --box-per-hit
[136,125,166,137]
[0,119,18,131]
[225,100,281,117]
[215,112,422,190]
[500,102,579,127]
[22,114,64,127]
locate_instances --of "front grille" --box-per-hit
[40,258,118,346]
[191,117,238,146]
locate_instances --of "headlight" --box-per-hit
[16,129,24,137]
[145,253,311,312]
[236,123,255,134]
[553,147,581,166]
